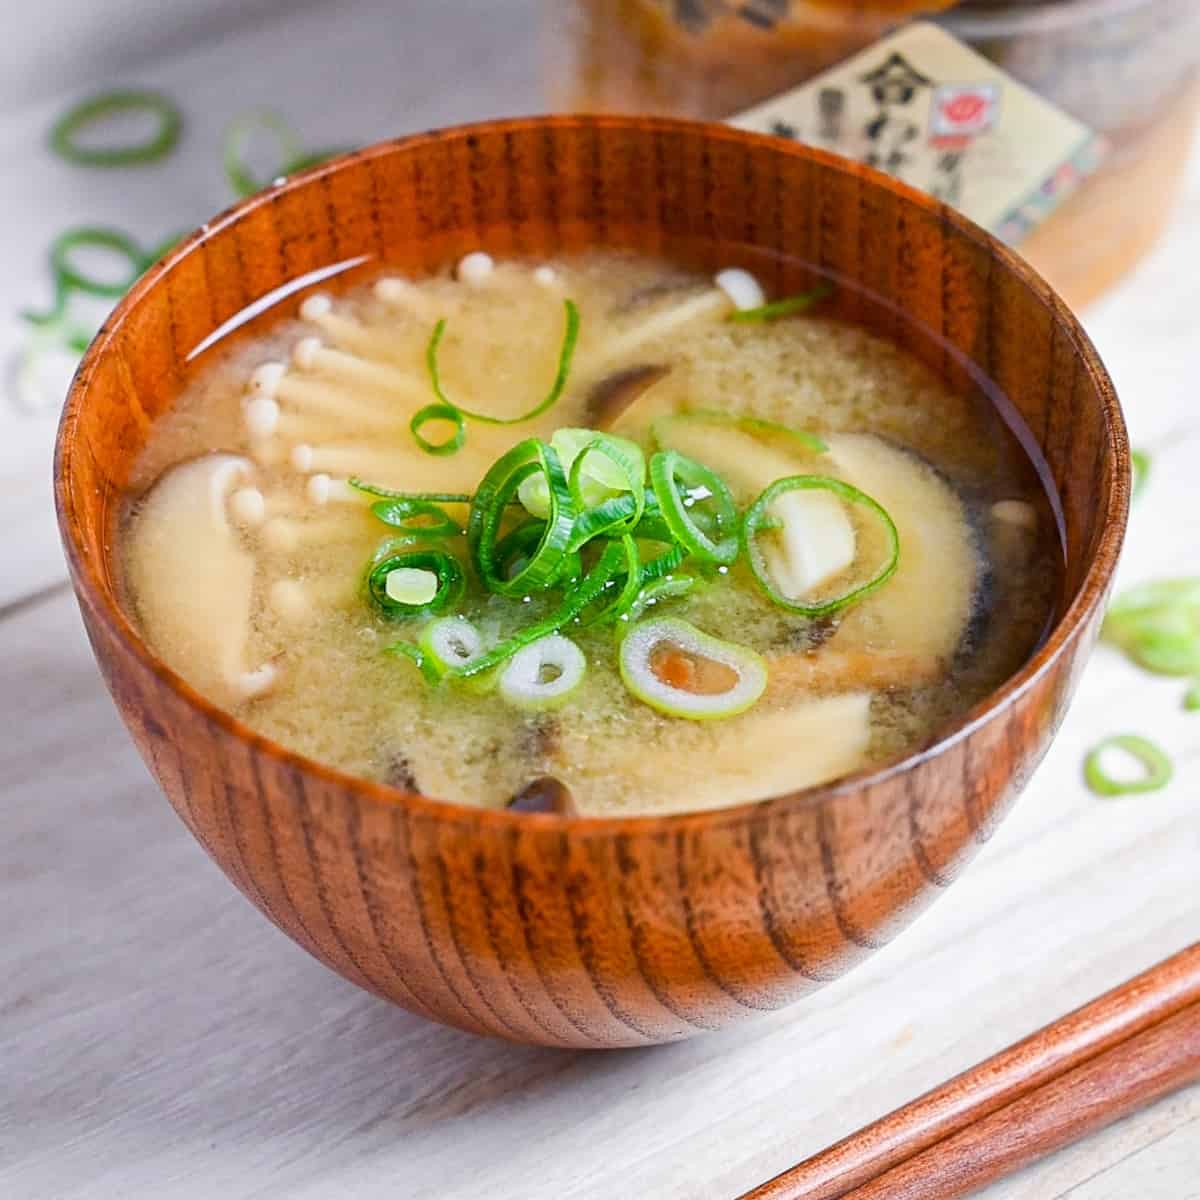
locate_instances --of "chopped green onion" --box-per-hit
[384,639,442,685]
[224,110,344,197]
[50,90,182,167]
[366,543,464,619]
[728,282,833,323]
[426,298,579,427]
[1183,682,1200,712]
[51,227,148,299]
[581,534,641,627]
[742,475,899,617]
[370,497,462,538]
[452,538,628,681]
[1083,734,1173,797]
[626,574,696,623]
[619,617,767,719]
[499,635,587,710]
[419,616,484,674]
[1102,579,1200,676]
[649,450,739,565]
[410,403,466,456]
[1130,450,1150,501]
[348,480,472,504]
[468,439,575,597]
[662,409,827,455]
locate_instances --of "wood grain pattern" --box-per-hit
[53,117,1129,1048]
[740,943,1200,1199]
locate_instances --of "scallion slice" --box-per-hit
[742,475,899,617]
[626,574,696,623]
[499,635,587,710]
[728,282,833,324]
[426,298,579,427]
[384,639,442,685]
[224,110,343,197]
[410,402,467,457]
[619,617,767,719]
[1102,579,1200,676]
[419,616,484,674]
[468,439,575,597]
[1083,734,1173,797]
[370,497,462,538]
[1184,682,1200,712]
[50,90,182,167]
[452,538,628,681]
[649,450,739,565]
[366,543,465,619]
[50,227,148,299]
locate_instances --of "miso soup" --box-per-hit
[121,252,1061,816]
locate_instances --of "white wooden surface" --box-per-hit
[1,4,1198,1197]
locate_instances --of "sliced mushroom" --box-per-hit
[507,777,578,815]
[125,453,276,708]
[586,364,670,430]
[767,649,944,698]
[552,694,872,814]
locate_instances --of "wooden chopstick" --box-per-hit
[739,943,1200,1200]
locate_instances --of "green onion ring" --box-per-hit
[410,403,467,457]
[626,575,696,623]
[1184,682,1200,712]
[426,298,580,426]
[370,497,462,538]
[1102,578,1200,676]
[742,475,899,617]
[728,282,833,323]
[468,440,575,597]
[349,480,472,503]
[384,640,442,685]
[50,90,182,167]
[452,539,627,680]
[564,435,645,548]
[1083,734,1173,797]
[581,534,641,627]
[366,544,465,619]
[223,111,343,197]
[649,450,739,565]
[51,227,148,299]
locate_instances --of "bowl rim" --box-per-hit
[54,113,1130,836]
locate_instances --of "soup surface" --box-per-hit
[123,252,1060,816]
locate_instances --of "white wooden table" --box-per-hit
[2,3,1198,1196]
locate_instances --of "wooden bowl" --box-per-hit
[55,117,1129,1048]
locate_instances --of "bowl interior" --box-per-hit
[56,117,1128,810]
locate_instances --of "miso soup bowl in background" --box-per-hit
[55,117,1129,1048]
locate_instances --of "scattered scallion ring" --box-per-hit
[1083,734,1173,797]
[349,480,472,504]
[619,617,767,720]
[649,450,739,565]
[224,110,343,197]
[468,439,575,597]
[1184,682,1200,712]
[1102,579,1200,676]
[370,497,462,538]
[426,298,580,428]
[366,544,465,619]
[51,227,148,299]
[498,634,587,710]
[50,90,182,167]
[410,403,466,457]
[742,475,899,617]
[728,282,833,324]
